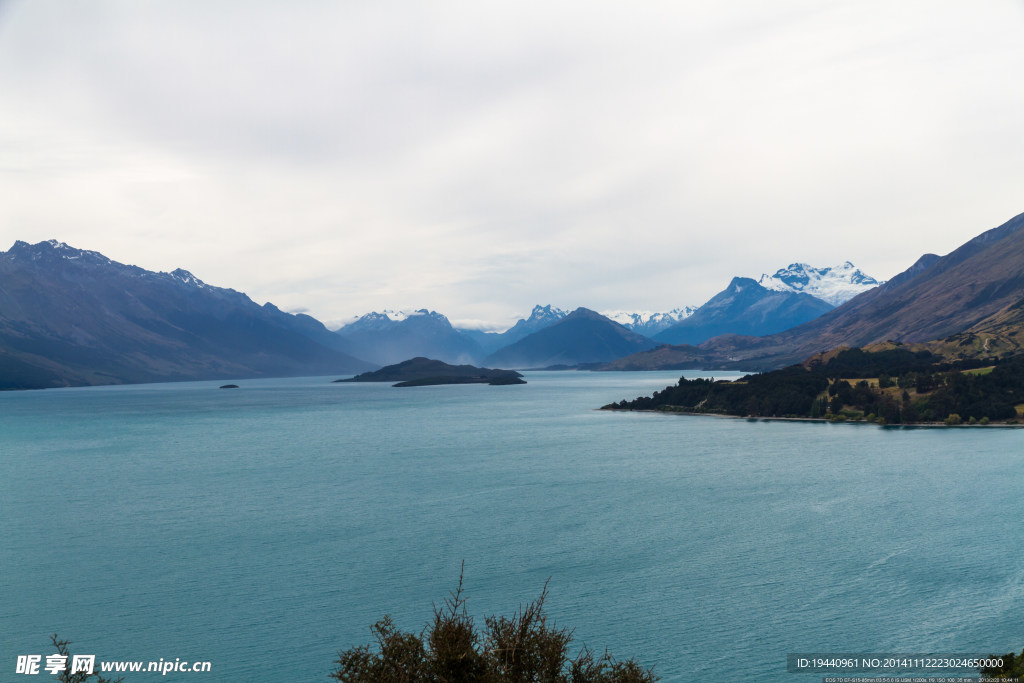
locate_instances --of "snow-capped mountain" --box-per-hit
[497,304,568,340]
[10,240,215,291]
[9,239,114,266]
[516,304,567,328]
[336,309,483,365]
[654,278,834,346]
[337,309,451,333]
[457,305,568,356]
[485,308,659,368]
[757,262,883,306]
[601,307,697,337]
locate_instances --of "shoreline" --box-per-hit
[600,407,1024,428]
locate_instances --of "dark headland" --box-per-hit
[334,357,525,387]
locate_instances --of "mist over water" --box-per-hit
[2,372,1021,681]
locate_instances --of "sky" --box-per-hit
[1,1,1022,331]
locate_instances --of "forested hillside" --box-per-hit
[605,348,1024,425]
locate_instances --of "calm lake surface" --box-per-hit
[2,371,1022,681]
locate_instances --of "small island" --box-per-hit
[334,357,526,387]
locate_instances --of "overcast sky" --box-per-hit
[1,1,1022,330]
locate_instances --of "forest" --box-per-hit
[604,348,1024,425]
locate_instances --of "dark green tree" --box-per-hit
[332,568,658,682]
[980,648,1024,678]
[46,635,123,683]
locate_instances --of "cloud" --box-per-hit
[1,0,1023,327]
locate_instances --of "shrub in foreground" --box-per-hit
[42,635,122,683]
[980,648,1024,678]
[332,570,658,682]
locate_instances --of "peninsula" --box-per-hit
[603,347,1024,426]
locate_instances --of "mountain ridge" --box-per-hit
[0,240,374,389]
[456,305,568,355]
[600,307,698,336]
[757,261,883,306]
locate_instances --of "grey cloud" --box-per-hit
[1,0,1022,327]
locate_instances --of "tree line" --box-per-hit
[605,348,1024,425]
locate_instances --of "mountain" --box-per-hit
[335,309,483,365]
[483,307,659,368]
[0,240,374,389]
[457,305,567,355]
[610,211,1024,370]
[600,307,697,336]
[757,261,883,306]
[653,277,834,346]
[741,210,1024,361]
[651,261,884,347]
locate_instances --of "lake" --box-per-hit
[2,371,1022,681]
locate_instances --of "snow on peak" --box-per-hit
[7,239,112,265]
[169,268,206,288]
[341,308,452,330]
[757,262,883,306]
[601,307,697,335]
[351,309,418,323]
[391,308,449,322]
[527,304,567,322]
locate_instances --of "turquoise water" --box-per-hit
[2,371,1022,681]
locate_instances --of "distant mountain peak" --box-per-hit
[7,239,113,266]
[339,308,454,332]
[359,308,449,322]
[527,304,567,322]
[881,253,939,290]
[169,268,206,288]
[334,307,478,365]
[484,305,657,368]
[600,307,697,336]
[564,307,615,323]
[757,261,883,306]
[727,276,759,292]
[402,309,452,326]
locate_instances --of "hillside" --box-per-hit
[653,277,834,345]
[864,295,1024,362]
[0,240,374,389]
[606,347,1024,425]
